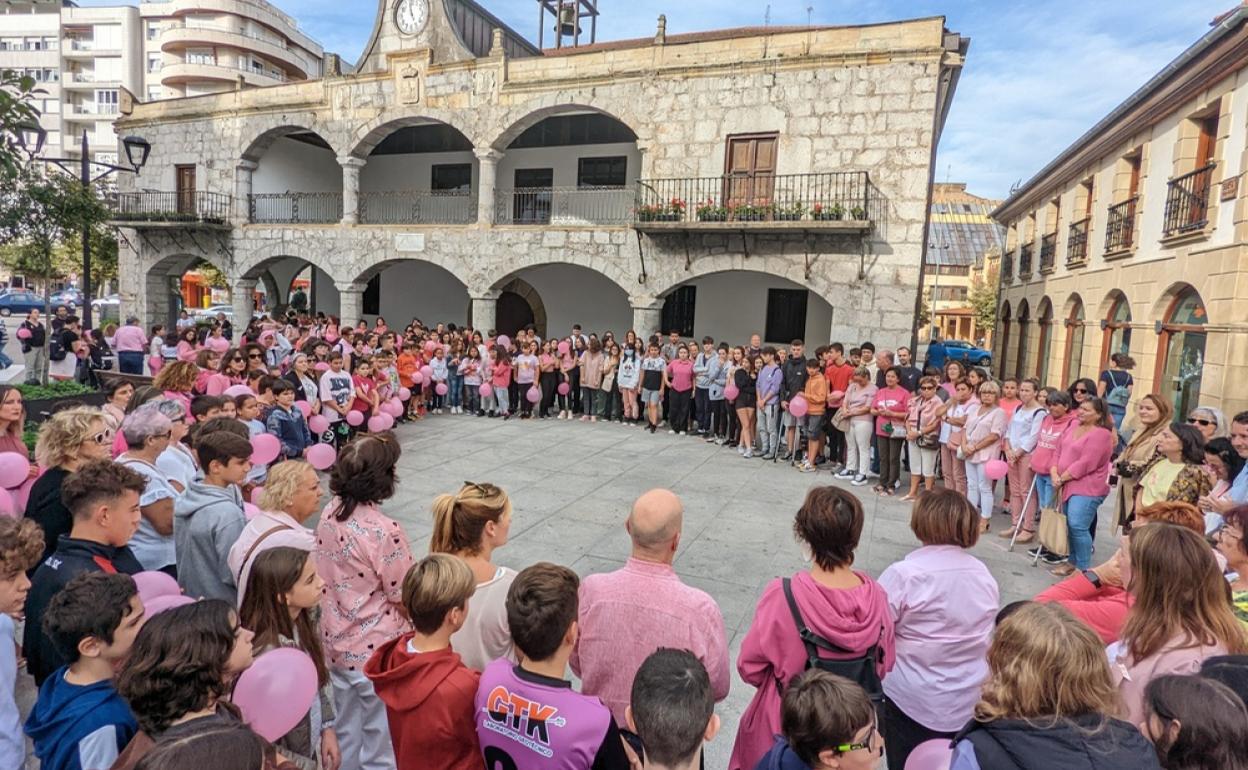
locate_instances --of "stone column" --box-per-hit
[631,296,664,338]
[336,281,367,325]
[339,156,366,225]
[470,291,500,333]
[474,149,503,226]
[230,278,258,325]
[235,159,258,224]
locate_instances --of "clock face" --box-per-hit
[396,0,429,35]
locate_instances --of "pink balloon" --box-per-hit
[378,413,394,430]
[0,453,30,489]
[367,415,388,433]
[410,371,424,385]
[398,387,411,400]
[479,383,493,397]
[985,459,1009,481]
[308,414,330,434]
[314,361,329,372]
[557,382,570,396]
[724,384,740,401]
[144,594,196,616]
[420,365,433,380]
[346,410,365,426]
[527,386,541,403]
[557,341,570,355]
[497,335,511,349]
[423,340,438,353]
[250,486,265,505]
[233,648,319,743]
[132,570,181,606]
[904,739,952,770]
[0,489,15,518]
[15,328,29,340]
[830,390,846,402]
[384,399,404,417]
[250,434,280,465]
[224,384,254,399]
[789,394,809,418]
[307,442,336,470]
[435,383,448,396]
[243,501,261,520]
[294,400,312,417]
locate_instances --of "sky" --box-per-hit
[81,0,1232,200]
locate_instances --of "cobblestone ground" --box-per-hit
[19,412,1120,769]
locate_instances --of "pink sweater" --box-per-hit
[1029,412,1076,475]
[313,500,414,671]
[1053,425,1113,503]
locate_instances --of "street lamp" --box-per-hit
[16,126,150,329]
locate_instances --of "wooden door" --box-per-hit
[723,133,777,210]
[175,164,196,215]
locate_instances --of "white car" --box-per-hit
[192,305,235,321]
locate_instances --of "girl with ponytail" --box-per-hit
[429,481,515,671]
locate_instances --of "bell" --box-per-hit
[557,4,580,37]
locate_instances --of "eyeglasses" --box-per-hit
[248,353,263,359]
[91,429,114,445]
[833,723,881,755]
[1188,417,1214,427]
[920,385,936,391]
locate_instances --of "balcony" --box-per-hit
[63,105,119,121]
[1105,197,1137,254]
[360,191,475,225]
[494,187,633,226]
[1163,163,1216,237]
[1067,217,1089,265]
[62,73,121,90]
[631,171,873,233]
[1018,241,1034,278]
[1001,251,1014,282]
[1039,232,1057,273]
[160,61,288,87]
[109,191,232,227]
[160,25,309,79]
[249,193,341,224]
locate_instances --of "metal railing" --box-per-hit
[110,191,232,224]
[1163,163,1216,236]
[1105,197,1137,253]
[360,190,476,225]
[1018,241,1033,277]
[1067,217,1089,264]
[1001,251,1014,282]
[633,171,872,224]
[1039,232,1057,272]
[495,186,634,225]
[249,192,342,224]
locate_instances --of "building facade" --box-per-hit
[923,182,1003,347]
[0,0,321,164]
[111,0,967,347]
[993,6,1248,418]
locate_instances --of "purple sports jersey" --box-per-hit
[476,658,623,770]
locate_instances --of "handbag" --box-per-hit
[600,370,616,391]
[916,432,939,450]
[1037,505,1069,557]
[830,407,850,434]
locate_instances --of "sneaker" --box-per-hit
[799,462,817,473]
[867,470,880,479]
[678,431,686,436]
[669,429,676,434]
[742,449,753,459]
[762,453,776,461]
[835,469,855,479]
[893,480,902,490]
[1040,552,1067,566]
[851,475,869,486]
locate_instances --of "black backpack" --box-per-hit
[779,577,885,701]
[48,334,65,361]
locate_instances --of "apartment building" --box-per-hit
[0,0,321,163]
[923,183,1004,347]
[993,5,1248,417]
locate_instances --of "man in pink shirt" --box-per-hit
[571,489,730,725]
[112,316,148,375]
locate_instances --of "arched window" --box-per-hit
[997,301,1012,380]
[1100,292,1132,368]
[1061,296,1086,387]
[1014,300,1031,381]
[1035,298,1054,386]
[1156,287,1207,418]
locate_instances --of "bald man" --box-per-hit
[570,489,730,725]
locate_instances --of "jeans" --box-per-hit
[1034,473,1055,510]
[448,374,464,407]
[758,403,779,456]
[1109,403,1127,451]
[330,669,396,770]
[1066,494,1105,569]
[965,461,996,519]
[539,371,558,417]
[23,346,45,384]
[882,697,957,770]
[466,386,481,413]
[581,387,597,417]
[118,350,144,374]
[493,384,509,415]
[599,386,619,420]
[694,387,711,432]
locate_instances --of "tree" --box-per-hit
[916,286,932,330]
[969,262,999,338]
[0,69,42,180]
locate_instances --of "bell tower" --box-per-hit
[537,0,599,49]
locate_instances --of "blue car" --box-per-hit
[941,339,993,367]
[0,290,47,317]
[50,289,83,310]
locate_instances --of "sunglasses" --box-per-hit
[1073,388,1089,394]
[91,428,114,445]
[248,353,263,359]
[1188,417,1214,427]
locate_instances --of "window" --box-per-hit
[765,289,808,343]
[147,87,162,102]
[1157,288,1207,419]
[724,133,778,206]
[146,24,159,41]
[577,156,627,188]
[96,90,119,114]
[431,164,471,192]
[512,168,553,224]
[364,276,380,315]
[148,55,161,74]
[661,286,696,338]
[933,286,968,301]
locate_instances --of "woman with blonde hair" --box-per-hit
[950,602,1159,770]
[428,481,515,671]
[227,460,321,604]
[1115,393,1173,528]
[1112,523,1248,724]
[25,407,113,563]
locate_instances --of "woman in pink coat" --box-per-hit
[730,486,895,770]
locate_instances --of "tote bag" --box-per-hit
[1037,505,1070,557]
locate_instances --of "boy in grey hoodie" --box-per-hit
[174,430,253,602]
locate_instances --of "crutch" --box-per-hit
[1007,473,1038,552]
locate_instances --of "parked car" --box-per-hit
[943,339,993,367]
[192,304,234,322]
[0,290,47,317]
[92,294,121,322]
[50,289,83,310]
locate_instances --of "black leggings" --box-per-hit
[669,389,692,432]
[881,697,957,770]
[539,371,558,416]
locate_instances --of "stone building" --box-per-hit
[923,182,1003,346]
[111,0,967,348]
[993,5,1248,417]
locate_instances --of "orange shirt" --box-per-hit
[397,352,419,388]
[803,373,828,416]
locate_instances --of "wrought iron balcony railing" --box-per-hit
[632,171,873,227]
[1067,217,1089,264]
[249,192,342,224]
[1001,251,1014,282]
[1018,241,1034,277]
[110,191,232,225]
[1105,197,1138,253]
[1039,232,1057,272]
[360,191,476,225]
[1163,163,1216,236]
[494,186,635,225]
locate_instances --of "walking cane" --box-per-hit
[1007,474,1039,552]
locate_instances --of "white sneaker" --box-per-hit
[835,469,855,479]
[668,429,676,434]
[851,475,869,486]
[867,470,880,479]
[743,449,753,459]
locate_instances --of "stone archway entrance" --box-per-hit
[495,278,547,338]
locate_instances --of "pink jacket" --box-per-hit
[1053,425,1113,503]
[176,340,197,362]
[963,405,1006,464]
[1029,412,1076,475]
[313,500,414,671]
[729,571,895,770]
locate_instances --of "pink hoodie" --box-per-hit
[1028,411,1076,475]
[729,570,895,770]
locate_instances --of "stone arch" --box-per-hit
[234,241,351,287]
[240,122,341,163]
[1097,288,1131,320]
[648,255,840,312]
[1151,281,1203,323]
[488,102,646,152]
[140,250,235,330]
[347,112,478,160]
[484,255,634,299]
[655,267,836,345]
[1061,291,1084,319]
[495,277,548,338]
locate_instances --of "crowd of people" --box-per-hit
[0,308,1244,770]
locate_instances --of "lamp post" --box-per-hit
[15,126,150,330]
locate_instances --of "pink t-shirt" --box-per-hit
[491,361,512,388]
[205,335,230,354]
[112,324,147,352]
[313,500,414,671]
[667,359,694,392]
[963,405,1007,464]
[1029,413,1076,475]
[872,386,911,437]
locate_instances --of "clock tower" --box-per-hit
[355,0,481,73]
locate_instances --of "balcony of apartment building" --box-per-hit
[155,0,320,56]
[1038,231,1057,274]
[61,97,120,123]
[159,19,311,79]
[61,32,122,59]
[61,68,122,91]
[1066,215,1089,266]
[1162,162,1216,238]
[1017,240,1034,279]
[159,54,289,89]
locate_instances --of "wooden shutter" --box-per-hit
[175,164,196,215]
[723,133,778,207]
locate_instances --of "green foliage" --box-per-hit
[0,167,112,294]
[0,69,42,181]
[15,381,94,401]
[196,262,228,289]
[22,421,37,453]
[917,286,932,329]
[969,262,1000,335]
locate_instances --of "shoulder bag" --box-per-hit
[778,578,885,702]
